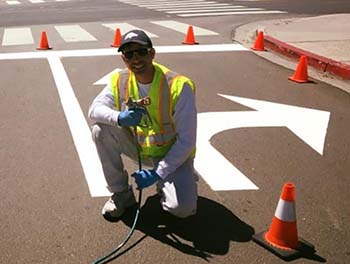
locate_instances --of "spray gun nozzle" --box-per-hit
[126,96,152,128]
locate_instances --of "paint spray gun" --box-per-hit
[126,96,152,127]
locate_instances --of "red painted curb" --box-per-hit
[263,34,350,80]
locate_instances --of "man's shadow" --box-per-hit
[119,195,255,261]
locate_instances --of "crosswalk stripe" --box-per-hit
[6,0,20,5]
[156,4,238,11]
[151,20,218,36]
[102,23,158,38]
[166,7,264,14]
[121,0,206,3]
[178,10,287,17]
[116,0,287,17]
[54,25,97,42]
[3,0,70,3]
[2,28,34,46]
[138,1,218,8]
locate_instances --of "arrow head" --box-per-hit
[218,94,330,155]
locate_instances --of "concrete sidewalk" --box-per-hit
[234,13,350,93]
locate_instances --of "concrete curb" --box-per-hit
[232,17,350,94]
[262,33,350,80]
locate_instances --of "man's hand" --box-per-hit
[118,107,146,127]
[132,169,160,190]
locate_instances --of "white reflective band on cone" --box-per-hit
[274,198,296,222]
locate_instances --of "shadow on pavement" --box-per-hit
[119,195,255,261]
[298,243,327,263]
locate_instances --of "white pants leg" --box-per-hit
[92,123,198,218]
[157,158,198,218]
[91,123,138,193]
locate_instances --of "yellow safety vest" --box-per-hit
[110,62,195,158]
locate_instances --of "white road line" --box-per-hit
[6,0,20,5]
[151,20,219,36]
[0,44,248,60]
[154,44,248,52]
[139,1,217,7]
[121,0,206,3]
[29,0,45,3]
[123,0,207,2]
[166,8,264,14]
[54,25,97,42]
[47,55,109,197]
[2,28,34,46]
[156,4,239,11]
[178,10,287,17]
[102,23,158,38]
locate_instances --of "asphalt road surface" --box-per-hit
[1,1,349,264]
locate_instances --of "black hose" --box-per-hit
[91,190,142,264]
[91,126,143,264]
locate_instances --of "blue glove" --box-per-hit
[118,107,146,127]
[132,169,160,190]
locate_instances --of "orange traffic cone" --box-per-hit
[265,183,299,249]
[36,31,51,50]
[253,183,315,260]
[251,31,265,51]
[182,25,198,45]
[288,55,309,83]
[111,28,122,48]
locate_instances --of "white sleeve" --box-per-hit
[155,83,197,179]
[88,85,120,125]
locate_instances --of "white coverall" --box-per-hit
[88,81,198,218]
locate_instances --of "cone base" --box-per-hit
[36,47,52,50]
[251,47,266,51]
[288,76,309,83]
[110,44,120,48]
[182,41,199,45]
[253,231,305,260]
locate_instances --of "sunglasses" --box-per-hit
[122,48,151,60]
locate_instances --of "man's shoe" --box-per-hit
[102,187,136,219]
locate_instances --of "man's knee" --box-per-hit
[91,123,111,142]
[91,124,102,142]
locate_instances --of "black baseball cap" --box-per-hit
[118,29,153,52]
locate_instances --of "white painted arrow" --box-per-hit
[194,94,330,191]
[94,68,122,85]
